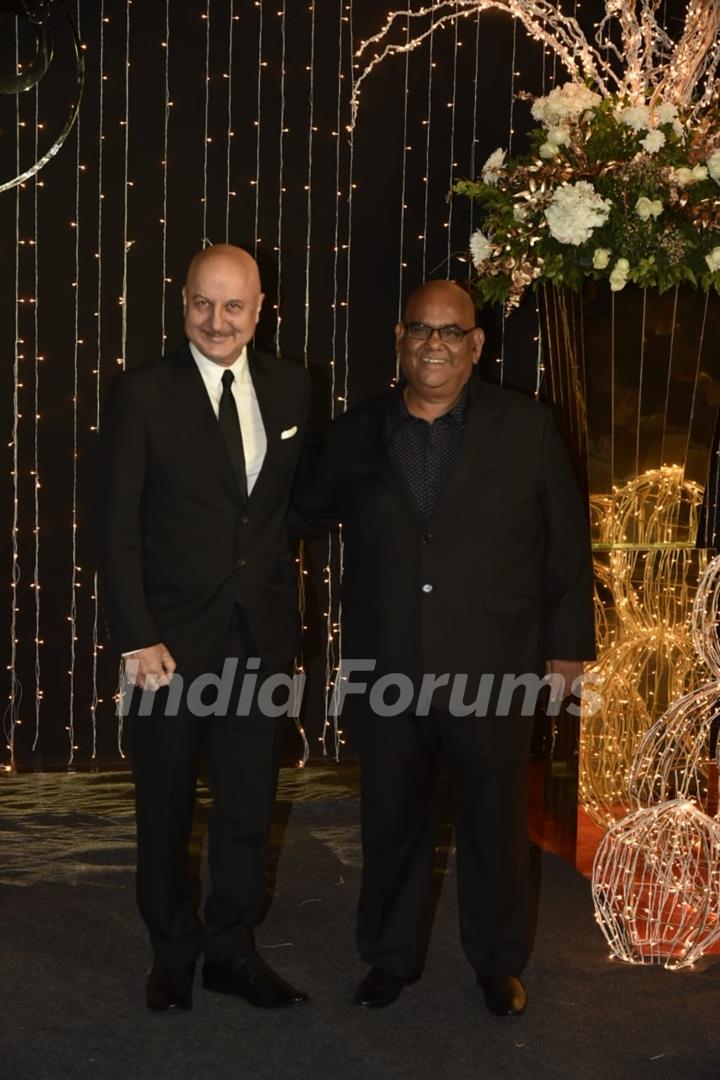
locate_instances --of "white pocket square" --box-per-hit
[280,426,298,440]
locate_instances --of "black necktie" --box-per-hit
[218,369,247,500]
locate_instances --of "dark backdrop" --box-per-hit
[0,0,669,768]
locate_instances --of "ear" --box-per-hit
[471,326,485,365]
[394,321,405,349]
[181,286,187,315]
[255,292,265,323]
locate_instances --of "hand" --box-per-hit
[544,659,584,705]
[124,643,176,691]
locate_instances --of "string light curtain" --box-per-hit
[0,1,569,768]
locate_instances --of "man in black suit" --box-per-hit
[300,280,595,1015]
[98,244,309,1011]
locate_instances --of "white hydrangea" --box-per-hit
[539,141,559,159]
[544,181,612,246]
[692,164,708,182]
[654,102,678,125]
[618,105,650,131]
[708,149,720,183]
[547,126,571,147]
[531,82,601,128]
[640,129,665,155]
[469,229,493,268]
[481,148,507,186]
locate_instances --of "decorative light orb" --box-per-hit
[592,799,720,969]
[629,555,720,812]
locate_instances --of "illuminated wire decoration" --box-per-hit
[0,0,85,192]
[592,798,720,969]
[352,1,720,125]
[629,554,720,813]
[581,470,710,828]
[592,555,720,968]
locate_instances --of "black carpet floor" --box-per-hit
[1,766,720,1080]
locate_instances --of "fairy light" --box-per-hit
[67,0,83,766]
[465,7,481,264]
[350,2,619,128]
[276,0,287,354]
[120,0,131,367]
[421,14,435,274]
[253,0,263,256]
[89,0,108,762]
[292,0,318,770]
[445,16,460,271]
[629,554,720,813]
[394,0,412,385]
[160,0,170,345]
[31,76,41,753]
[579,469,709,828]
[592,799,720,968]
[322,0,351,760]
[224,0,234,241]
[5,21,22,770]
[303,0,316,366]
[202,0,211,243]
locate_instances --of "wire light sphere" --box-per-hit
[580,469,708,828]
[592,798,720,969]
[629,554,720,813]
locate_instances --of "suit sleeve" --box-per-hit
[97,372,160,654]
[287,418,341,540]
[540,411,596,661]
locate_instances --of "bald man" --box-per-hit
[298,280,595,1014]
[98,244,309,1010]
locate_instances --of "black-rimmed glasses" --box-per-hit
[402,321,477,343]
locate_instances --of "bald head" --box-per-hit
[403,280,476,326]
[185,244,261,294]
[182,244,264,366]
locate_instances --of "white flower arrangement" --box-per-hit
[456,82,720,309]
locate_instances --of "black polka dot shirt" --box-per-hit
[388,380,469,519]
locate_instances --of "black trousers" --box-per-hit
[356,708,534,979]
[127,607,284,966]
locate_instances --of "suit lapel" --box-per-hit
[373,392,427,524]
[169,342,245,505]
[246,347,283,504]
[428,375,504,520]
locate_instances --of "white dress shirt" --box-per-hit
[189,341,267,494]
[122,342,267,657]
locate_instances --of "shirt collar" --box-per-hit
[392,378,470,428]
[188,340,249,385]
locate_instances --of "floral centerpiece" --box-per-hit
[349,0,720,315]
[456,80,720,310]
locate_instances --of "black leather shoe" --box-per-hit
[477,975,527,1016]
[353,967,417,1008]
[202,954,308,1008]
[146,961,195,1011]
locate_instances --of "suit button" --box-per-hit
[421,583,433,594]
[422,533,432,544]
[237,558,246,568]
[240,515,249,525]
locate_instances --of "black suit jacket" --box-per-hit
[300,374,596,690]
[98,341,310,676]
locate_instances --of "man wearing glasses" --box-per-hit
[299,279,595,1015]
